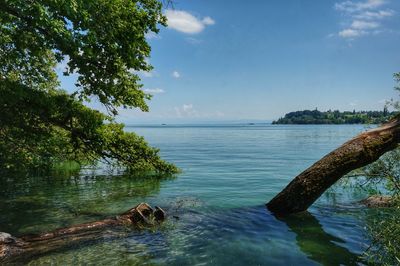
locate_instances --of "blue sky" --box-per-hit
[59,0,400,123]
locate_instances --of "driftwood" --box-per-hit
[0,203,165,262]
[359,195,393,207]
[267,117,400,215]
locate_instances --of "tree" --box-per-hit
[0,0,178,173]
[267,73,400,214]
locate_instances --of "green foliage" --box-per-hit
[0,0,166,111]
[360,73,400,196]
[354,148,400,196]
[346,73,400,265]
[0,0,178,174]
[389,72,400,111]
[347,148,400,265]
[364,204,400,265]
[272,109,395,125]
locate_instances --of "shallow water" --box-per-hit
[0,124,376,265]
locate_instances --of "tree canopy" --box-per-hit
[0,0,178,173]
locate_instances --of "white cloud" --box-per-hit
[172,71,180,78]
[165,10,215,34]
[202,17,215,25]
[354,9,394,19]
[173,104,225,119]
[143,88,164,94]
[334,0,394,39]
[335,0,386,13]
[183,104,193,112]
[339,28,365,37]
[174,104,198,117]
[351,20,380,29]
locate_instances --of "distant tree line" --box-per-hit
[272,108,396,125]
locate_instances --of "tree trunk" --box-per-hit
[0,203,165,263]
[266,118,400,215]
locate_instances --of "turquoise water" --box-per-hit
[0,124,376,265]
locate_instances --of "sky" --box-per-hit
[58,0,400,124]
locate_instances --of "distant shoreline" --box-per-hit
[272,109,395,125]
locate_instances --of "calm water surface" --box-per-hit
[0,124,377,265]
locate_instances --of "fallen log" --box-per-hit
[0,203,165,263]
[267,117,400,215]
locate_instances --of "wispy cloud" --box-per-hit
[202,17,215,26]
[174,104,225,119]
[334,0,395,39]
[165,10,215,34]
[174,104,198,117]
[143,88,165,94]
[339,28,366,37]
[185,37,203,45]
[335,0,386,13]
[351,20,380,29]
[172,71,180,78]
[353,9,395,19]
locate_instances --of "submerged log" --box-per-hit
[0,203,165,262]
[267,117,400,215]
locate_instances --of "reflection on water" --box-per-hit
[153,205,364,266]
[0,170,175,235]
[279,211,361,266]
[0,125,374,265]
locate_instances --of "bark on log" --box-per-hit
[266,118,400,215]
[0,203,165,263]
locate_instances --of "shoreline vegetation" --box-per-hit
[272,109,396,125]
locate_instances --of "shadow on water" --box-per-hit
[278,211,362,266]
